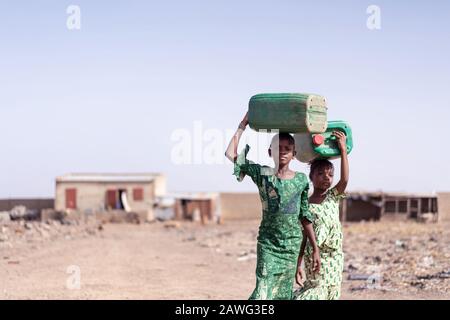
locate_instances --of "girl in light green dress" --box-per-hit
[294,130,349,300]
[225,112,321,300]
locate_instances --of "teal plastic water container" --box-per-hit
[294,120,353,163]
[248,93,328,133]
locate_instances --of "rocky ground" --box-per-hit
[341,220,450,298]
[0,218,448,299]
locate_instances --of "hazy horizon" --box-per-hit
[1,0,449,197]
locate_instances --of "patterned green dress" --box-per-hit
[293,187,345,300]
[233,144,314,300]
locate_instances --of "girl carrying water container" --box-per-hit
[225,112,321,300]
[294,130,349,300]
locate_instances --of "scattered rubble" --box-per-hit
[164,221,181,229]
[395,239,408,249]
[2,211,448,298]
[0,211,11,223]
[418,213,436,223]
[237,251,257,262]
[0,217,103,249]
[343,221,450,295]
[180,220,449,295]
[416,270,450,280]
[182,235,196,242]
[348,274,372,281]
[9,206,40,220]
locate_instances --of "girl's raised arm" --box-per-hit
[333,131,349,194]
[225,112,248,162]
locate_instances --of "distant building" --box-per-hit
[342,191,439,222]
[55,173,166,220]
[219,192,261,221]
[0,199,54,212]
[218,191,441,223]
[437,192,450,222]
[172,192,220,224]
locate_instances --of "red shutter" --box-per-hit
[133,188,144,201]
[65,188,77,209]
[107,190,117,209]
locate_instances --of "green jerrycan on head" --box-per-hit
[248,93,328,133]
[294,120,353,163]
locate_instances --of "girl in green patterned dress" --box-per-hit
[294,130,349,300]
[225,112,321,300]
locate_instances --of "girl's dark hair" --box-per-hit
[309,159,334,180]
[269,133,296,157]
[279,132,295,145]
[271,132,295,147]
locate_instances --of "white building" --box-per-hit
[55,173,166,219]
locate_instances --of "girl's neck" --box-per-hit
[312,188,328,197]
[275,163,291,175]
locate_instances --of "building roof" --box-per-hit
[347,190,437,198]
[56,173,164,183]
[382,192,438,198]
[165,192,219,200]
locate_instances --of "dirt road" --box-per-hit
[1,220,449,300]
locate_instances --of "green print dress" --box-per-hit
[233,144,314,300]
[293,187,345,300]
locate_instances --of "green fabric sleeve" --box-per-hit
[329,187,346,202]
[232,144,262,186]
[299,179,314,223]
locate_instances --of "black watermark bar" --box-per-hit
[0,300,443,319]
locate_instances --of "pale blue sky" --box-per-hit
[0,0,449,197]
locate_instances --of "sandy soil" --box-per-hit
[0,219,449,300]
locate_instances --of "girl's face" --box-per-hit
[268,139,296,166]
[311,166,334,190]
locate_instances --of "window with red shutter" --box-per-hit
[66,188,77,209]
[133,188,144,201]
